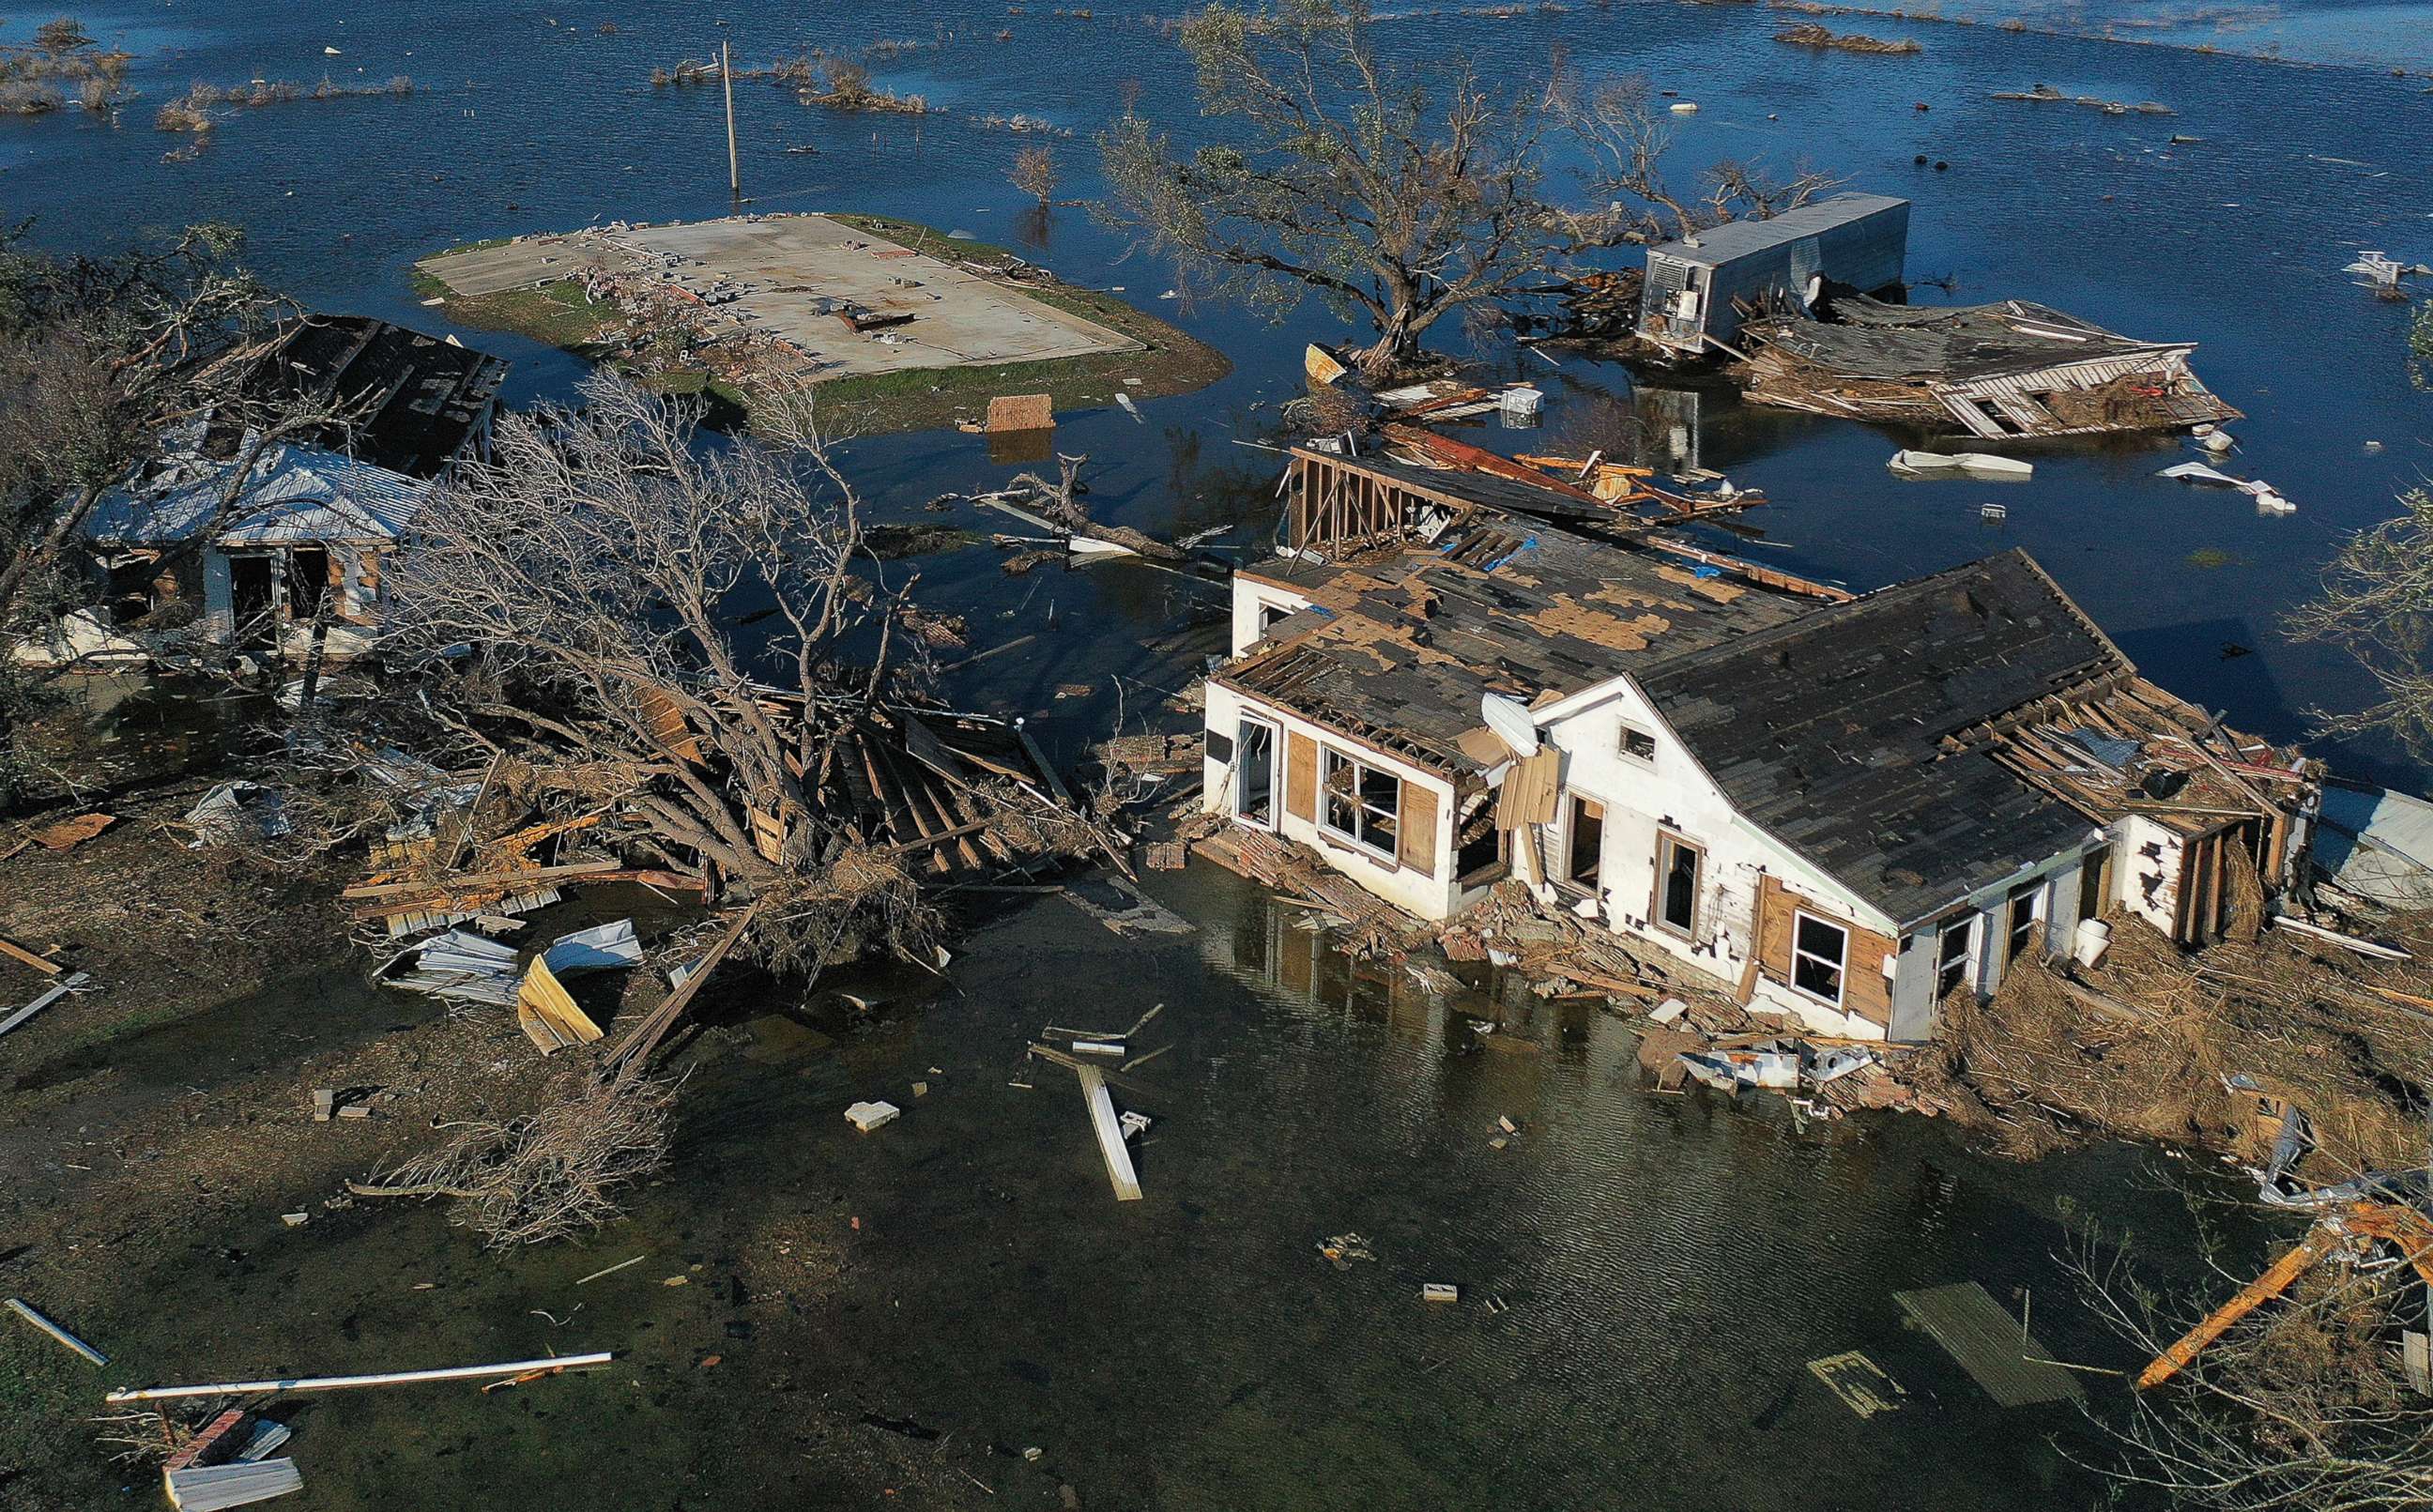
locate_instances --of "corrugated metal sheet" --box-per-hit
[82,440,432,546]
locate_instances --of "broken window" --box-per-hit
[1657,832,1702,936]
[1454,789,1502,881]
[2076,845,2113,924]
[1936,915,1979,999]
[2006,882,2043,966]
[1320,747,1399,858]
[285,546,331,620]
[1791,913,1847,1004]
[1256,600,1295,636]
[1619,725,1658,765]
[1566,796,1604,890]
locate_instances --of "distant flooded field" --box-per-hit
[1,3,2424,1507]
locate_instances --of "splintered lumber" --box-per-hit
[0,970,90,1038]
[1077,1064,1142,1202]
[6,1297,108,1366]
[1893,1282,2084,1406]
[0,936,64,975]
[342,860,627,900]
[164,1457,302,1510]
[604,905,759,1078]
[104,1352,617,1403]
[2136,1224,2337,1389]
[516,956,604,1055]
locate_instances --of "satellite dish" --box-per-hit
[1480,694,1538,757]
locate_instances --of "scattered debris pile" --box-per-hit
[1920,911,2433,1172]
[1992,84,2173,116]
[1735,297,2240,439]
[1773,23,1921,54]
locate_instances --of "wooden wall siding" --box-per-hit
[1286,731,1318,824]
[1752,875,1895,1027]
[1398,783,1438,876]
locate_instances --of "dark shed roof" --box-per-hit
[1640,549,2121,924]
[234,316,509,479]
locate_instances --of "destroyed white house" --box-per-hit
[1201,450,2319,1041]
[1635,191,1911,357]
[61,315,507,663]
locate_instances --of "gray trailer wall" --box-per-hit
[1695,202,1911,348]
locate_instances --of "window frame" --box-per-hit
[1317,745,1401,862]
[1564,795,1605,892]
[1789,909,1849,1007]
[2005,881,2043,967]
[1232,716,1278,830]
[1936,914,1980,999]
[1618,724,1659,767]
[1653,831,1703,939]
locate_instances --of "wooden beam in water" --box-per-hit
[1077,1064,1141,1202]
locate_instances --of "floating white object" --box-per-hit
[1479,693,1539,757]
[1669,100,1699,114]
[845,1100,901,1133]
[165,1457,303,1510]
[1071,1039,1125,1057]
[2202,429,2236,453]
[1115,391,1142,422]
[2160,462,2295,512]
[1889,450,2032,480]
[1500,385,1543,420]
[1079,1065,1142,1201]
[1980,502,2008,521]
[1422,1282,1461,1303]
[2073,917,2112,969]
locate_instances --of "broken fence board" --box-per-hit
[1077,1065,1142,1202]
[0,936,64,975]
[1894,1282,2084,1407]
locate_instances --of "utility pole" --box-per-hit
[721,37,740,200]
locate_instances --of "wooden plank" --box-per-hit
[1285,731,1318,823]
[0,936,64,975]
[2136,1226,2334,1389]
[1398,781,1439,876]
[342,860,624,900]
[1077,1064,1142,1202]
[1895,1282,2085,1406]
[5,1297,107,1365]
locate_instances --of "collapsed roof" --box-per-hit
[1224,518,1815,774]
[1735,297,2242,438]
[220,315,508,480]
[83,438,433,546]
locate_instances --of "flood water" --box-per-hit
[1,4,2420,1507]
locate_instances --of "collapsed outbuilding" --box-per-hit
[54,315,507,663]
[1734,297,2241,438]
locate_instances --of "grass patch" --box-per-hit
[2184,547,2246,570]
[407,217,1230,437]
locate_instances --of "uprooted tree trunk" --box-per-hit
[1008,452,1187,560]
[348,1070,681,1247]
[381,373,944,973]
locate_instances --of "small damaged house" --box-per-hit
[69,315,507,662]
[1202,450,2318,1040]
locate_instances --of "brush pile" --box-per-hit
[1918,912,2433,1173]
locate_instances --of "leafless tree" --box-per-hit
[1009,143,1058,206]
[1098,0,1558,378]
[2286,489,2433,762]
[379,374,941,972]
[349,1069,682,1247]
[1550,72,1839,248]
[2066,1224,2433,1511]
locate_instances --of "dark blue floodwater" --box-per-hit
[6,1,2430,784]
[4,7,2409,1510]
